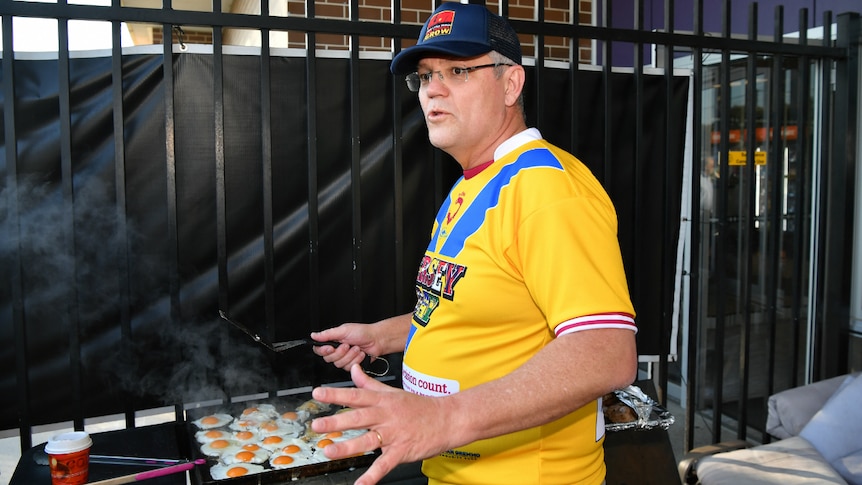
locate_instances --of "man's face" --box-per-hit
[415,55,510,165]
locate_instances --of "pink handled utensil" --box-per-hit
[86,459,206,484]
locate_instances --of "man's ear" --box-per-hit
[504,65,526,107]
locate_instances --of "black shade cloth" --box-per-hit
[0,52,687,430]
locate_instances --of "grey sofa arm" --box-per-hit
[678,440,751,484]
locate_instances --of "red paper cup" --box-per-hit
[44,431,93,485]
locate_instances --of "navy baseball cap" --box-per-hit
[390,2,522,75]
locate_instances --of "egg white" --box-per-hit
[208,463,265,480]
[257,419,303,437]
[297,399,330,415]
[199,439,242,457]
[238,403,279,423]
[268,452,302,469]
[258,434,294,451]
[221,445,271,465]
[195,428,231,444]
[321,428,367,442]
[192,413,233,429]
[229,417,259,432]
[230,429,261,444]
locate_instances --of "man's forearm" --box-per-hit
[374,313,413,355]
[439,328,637,447]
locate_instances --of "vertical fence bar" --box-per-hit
[110,0,135,429]
[215,14,229,320]
[3,14,34,450]
[260,0,277,340]
[810,11,833,382]
[632,2,644,370]
[787,8,810,392]
[534,0,545,128]
[737,2,759,440]
[162,0,183,420]
[685,0,705,454]
[761,5,787,440]
[349,0,363,319]
[713,0,732,443]
[57,9,86,431]
[391,1,406,311]
[658,0,676,402]
[305,0,321,334]
[600,0,612,187]
[569,0,581,151]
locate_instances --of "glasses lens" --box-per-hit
[405,73,420,92]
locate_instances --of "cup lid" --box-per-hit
[44,431,93,454]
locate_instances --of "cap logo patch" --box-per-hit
[423,10,455,41]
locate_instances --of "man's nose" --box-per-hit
[425,71,447,94]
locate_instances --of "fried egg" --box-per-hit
[221,444,271,465]
[209,463,265,480]
[258,419,302,437]
[192,413,233,429]
[231,429,260,444]
[200,438,242,457]
[258,434,293,451]
[297,399,330,415]
[280,410,300,422]
[239,403,279,423]
[268,452,299,469]
[269,438,312,460]
[321,428,367,442]
[229,418,259,432]
[195,429,230,444]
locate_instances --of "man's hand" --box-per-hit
[310,323,379,371]
[310,365,456,485]
[311,314,412,371]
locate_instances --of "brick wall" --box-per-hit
[146,0,594,63]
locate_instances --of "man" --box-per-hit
[309,3,638,484]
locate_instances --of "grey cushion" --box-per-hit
[696,436,848,484]
[799,374,862,484]
[766,374,854,439]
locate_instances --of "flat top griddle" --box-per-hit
[186,395,377,485]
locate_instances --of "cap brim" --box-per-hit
[390,42,492,74]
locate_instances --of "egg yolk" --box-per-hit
[201,416,220,425]
[235,431,254,441]
[282,444,301,454]
[235,451,255,462]
[261,422,279,432]
[210,439,231,449]
[263,436,284,445]
[272,455,294,465]
[226,467,249,477]
[317,438,334,448]
[325,431,343,439]
[205,430,223,439]
[242,407,259,415]
[281,411,298,420]
[235,420,254,429]
[243,444,261,451]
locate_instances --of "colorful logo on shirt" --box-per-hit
[446,191,465,223]
[423,10,455,41]
[413,255,466,326]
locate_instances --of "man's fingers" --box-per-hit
[353,452,400,485]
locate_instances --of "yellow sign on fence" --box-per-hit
[728,151,767,166]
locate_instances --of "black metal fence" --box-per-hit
[1,0,858,457]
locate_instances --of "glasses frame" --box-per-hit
[405,63,513,92]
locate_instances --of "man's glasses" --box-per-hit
[405,63,513,92]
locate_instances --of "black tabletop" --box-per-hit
[11,422,189,485]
